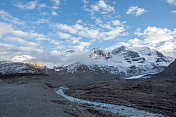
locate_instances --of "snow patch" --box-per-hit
[126,75,145,79]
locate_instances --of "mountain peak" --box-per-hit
[66,50,75,53]
[111,45,126,54]
[90,48,106,59]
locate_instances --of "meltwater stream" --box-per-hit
[56,87,163,117]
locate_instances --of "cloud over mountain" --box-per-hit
[0,0,175,65]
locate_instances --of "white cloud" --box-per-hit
[4,36,38,47]
[10,30,28,37]
[33,18,49,24]
[105,42,130,51]
[76,20,83,24]
[0,23,45,40]
[100,27,125,40]
[135,26,174,46]
[112,1,116,4]
[0,43,15,49]
[71,41,92,51]
[79,41,92,47]
[39,3,46,8]
[70,39,93,51]
[0,22,48,55]
[157,41,176,57]
[71,45,85,51]
[91,5,100,12]
[16,1,37,10]
[18,46,43,53]
[51,0,60,9]
[0,23,12,38]
[171,10,176,14]
[167,0,176,5]
[0,10,24,25]
[55,24,77,34]
[51,0,60,5]
[47,39,62,46]
[50,50,61,55]
[78,28,100,39]
[126,6,147,16]
[90,0,115,14]
[106,26,176,57]
[14,1,50,10]
[111,20,121,26]
[71,37,81,44]
[58,32,72,39]
[71,45,89,51]
[0,42,42,54]
[81,0,124,40]
[54,22,126,41]
[95,19,103,24]
[51,11,57,16]
[55,45,66,49]
[128,38,144,47]
[134,26,176,57]
[82,0,89,8]
[9,29,45,39]
[15,0,61,12]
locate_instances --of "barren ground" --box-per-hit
[0,72,176,117]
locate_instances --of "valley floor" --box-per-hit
[0,77,75,117]
[0,75,121,117]
[0,72,176,117]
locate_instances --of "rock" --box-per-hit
[157,59,176,78]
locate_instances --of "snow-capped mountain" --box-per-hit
[0,60,45,76]
[54,46,174,77]
[110,46,172,66]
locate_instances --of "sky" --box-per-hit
[0,0,176,65]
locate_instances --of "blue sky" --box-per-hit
[0,0,176,62]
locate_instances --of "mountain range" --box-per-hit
[54,46,174,78]
[1,46,175,78]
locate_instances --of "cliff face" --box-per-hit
[157,59,176,79]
